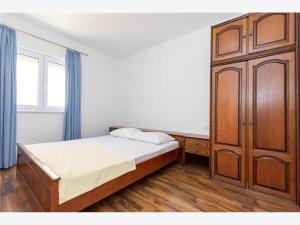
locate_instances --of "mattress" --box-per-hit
[25,135,179,203]
[81,135,179,164]
[26,140,136,204]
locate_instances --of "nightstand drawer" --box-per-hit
[185,145,209,156]
[181,136,210,165]
[185,138,209,149]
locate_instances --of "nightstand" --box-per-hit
[182,136,210,165]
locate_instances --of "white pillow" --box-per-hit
[109,127,142,139]
[131,132,175,145]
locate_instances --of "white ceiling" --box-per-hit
[19,13,241,58]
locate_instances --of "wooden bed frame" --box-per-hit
[17,127,184,212]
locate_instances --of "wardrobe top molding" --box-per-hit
[211,12,294,28]
[211,13,251,29]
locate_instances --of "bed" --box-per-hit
[17,127,183,212]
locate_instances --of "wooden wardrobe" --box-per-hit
[210,13,299,204]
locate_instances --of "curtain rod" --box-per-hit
[1,23,88,56]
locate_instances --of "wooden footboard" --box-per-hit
[17,144,60,212]
[59,148,180,212]
[17,143,180,212]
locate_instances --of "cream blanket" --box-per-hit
[26,139,136,204]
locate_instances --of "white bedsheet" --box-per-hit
[26,140,136,204]
[82,135,179,164]
[25,135,179,203]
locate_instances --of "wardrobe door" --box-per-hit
[211,62,246,187]
[248,13,296,54]
[248,52,297,201]
[212,18,247,62]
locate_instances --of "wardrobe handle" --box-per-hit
[249,122,254,126]
[242,119,246,126]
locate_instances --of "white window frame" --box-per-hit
[17,49,44,112]
[17,48,65,113]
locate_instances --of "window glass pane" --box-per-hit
[47,62,65,107]
[17,54,39,106]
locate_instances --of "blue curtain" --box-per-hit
[0,25,17,169]
[63,49,81,140]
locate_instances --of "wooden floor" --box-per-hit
[1,158,300,212]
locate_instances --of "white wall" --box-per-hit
[2,14,213,142]
[1,14,119,144]
[115,27,211,135]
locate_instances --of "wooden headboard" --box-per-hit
[109,126,209,148]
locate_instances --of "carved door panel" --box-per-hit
[212,18,247,62]
[211,62,247,187]
[248,13,296,53]
[248,52,297,201]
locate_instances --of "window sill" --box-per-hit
[17,108,65,114]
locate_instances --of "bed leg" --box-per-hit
[177,147,184,166]
[50,181,59,212]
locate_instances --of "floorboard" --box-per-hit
[1,159,299,212]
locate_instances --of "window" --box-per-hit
[17,48,65,112]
